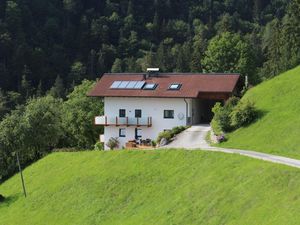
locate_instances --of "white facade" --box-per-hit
[96,97,221,149]
[101,97,193,149]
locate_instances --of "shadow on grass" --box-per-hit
[0,194,21,207]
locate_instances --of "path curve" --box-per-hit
[164,125,300,169]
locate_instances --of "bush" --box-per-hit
[151,140,156,147]
[106,137,119,150]
[170,126,186,136]
[211,102,232,133]
[157,126,187,143]
[94,141,104,151]
[157,130,173,143]
[230,100,257,128]
[211,97,257,136]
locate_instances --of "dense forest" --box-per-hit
[0,0,300,182]
[0,0,300,93]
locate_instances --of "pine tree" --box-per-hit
[111,58,123,72]
[49,75,65,99]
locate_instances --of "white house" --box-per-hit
[88,69,240,149]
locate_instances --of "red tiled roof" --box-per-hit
[88,73,240,98]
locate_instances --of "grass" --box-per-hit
[1,150,300,225]
[220,66,300,159]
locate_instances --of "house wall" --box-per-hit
[103,97,192,149]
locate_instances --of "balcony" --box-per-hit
[94,116,152,127]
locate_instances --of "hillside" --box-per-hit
[1,150,300,225]
[220,66,300,159]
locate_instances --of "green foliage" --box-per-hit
[94,141,104,151]
[157,126,187,143]
[203,32,256,82]
[230,100,258,128]
[1,151,300,224]
[62,80,103,149]
[0,0,298,93]
[211,96,257,135]
[106,137,119,150]
[0,95,63,182]
[220,66,300,159]
[157,130,173,143]
[48,75,65,99]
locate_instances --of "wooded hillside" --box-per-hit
[0,0,299,92]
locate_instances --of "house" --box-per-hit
[88,69,240,149]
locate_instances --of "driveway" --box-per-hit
[164,125,300,169]
[164,125,211,149]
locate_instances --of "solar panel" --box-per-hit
[110,81,122,88]
[126,81,138,89]
[143,83,157,90]
[110,80,145,89]
[118,81,130,88]
[134,81,145,89]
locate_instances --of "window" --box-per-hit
[119,128,126,137]
[164,110,174,119]
[119,109,126,117]
[135,109,142,118]
[143,83,157,90]
[168,83,182,90]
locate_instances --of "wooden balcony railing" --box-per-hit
[94,116,152,127]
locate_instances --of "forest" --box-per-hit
[0,0,300,182]
[0,0,299,92]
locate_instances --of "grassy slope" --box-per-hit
[220,66,300,159]
[1,151,300,225]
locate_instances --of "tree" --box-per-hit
[62,80,103,149]
[111,58,123,72]
[69,61,86,85]
[22,96,63,159]
[49,75,65,98]
[203,32,255,82]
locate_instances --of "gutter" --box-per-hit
[184,98,189,126]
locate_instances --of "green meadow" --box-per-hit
[1,150,300,225]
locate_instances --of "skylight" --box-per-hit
[110,81,145,89]
[143,83,157,90]
[168,83,182,90]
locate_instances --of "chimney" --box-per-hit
[146,68,160,77]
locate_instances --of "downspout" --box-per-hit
[184,98,189,126]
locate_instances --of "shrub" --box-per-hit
[157,130,173,143]
[170,126,186,136]
[230,100,257,128]
[156,126,187,144]
[151,140,156,147]
[94,141,104,151]
[106,137,119,150]
[211,102,232,133]
[211,97,241,132]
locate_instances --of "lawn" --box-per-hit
[220,66,300,159]
[1,150,300,225]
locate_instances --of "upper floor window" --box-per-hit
[119,109,126,117]
[164,110,174,119]
[135,109,142,118]
[168,83,182,90]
